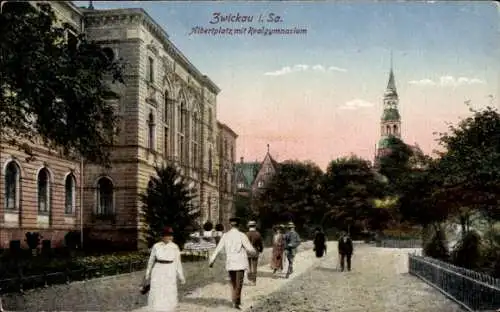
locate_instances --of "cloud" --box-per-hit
[264,64,347,76]
[328,66,347,72]
[338,99,375,110]
[408,76,486,87]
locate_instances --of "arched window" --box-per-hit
[192,112,199,169]
[208,147,213,176]
[37,168,51,213]
[4,161,20,210]
[386,125,391,135]
[393,124,398,135]
[148,111,155,151]
[96,177,113,215]
[65,174,76,214]
[208,108,213,127]
[164,91,170,157]
[178,101,186,160]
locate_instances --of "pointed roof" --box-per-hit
[387,68,396,91]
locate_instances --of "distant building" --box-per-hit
[234,144,279,203]
[374,59,418,167]
[217,122,237,228]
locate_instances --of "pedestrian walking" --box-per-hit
[313,227,327,258]
[338,231,354,272]
[141,226,186,312]
[209,217,257,310]
[284,222,301,278]
[270,224,285,274]
[246,220,263,285]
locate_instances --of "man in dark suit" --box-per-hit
[338,231,353,272]
[246,220,263,285]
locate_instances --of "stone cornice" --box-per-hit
[217,122,238,139]
[82,8,221,95]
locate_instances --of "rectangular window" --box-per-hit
[147,57,154,83]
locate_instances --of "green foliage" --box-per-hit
[378,136,414,187]
[255,160,324,231]
[423,227,449,261]
[25,232,41,251]
[322,156,387,231]
[140,165,200,250]
[0,2,125,165]
[451,230,482,269]
[436,106,500,221]
[234,194,255,227]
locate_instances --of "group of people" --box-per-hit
[312,228,354,271]
[140,219,353,311]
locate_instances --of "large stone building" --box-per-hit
[217,122,237,228]
[0,1,236,249]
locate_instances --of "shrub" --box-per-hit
[451,230,482,269]
[64,231,82,249]
[203,221,213,231]
[423,227,449,261]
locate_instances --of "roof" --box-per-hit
[381,108,400,121]
[387,68,397,92]
[235,162,260,187]
[217,121,238,138]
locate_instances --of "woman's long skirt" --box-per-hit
[148,263,179,312]
[271,246,284,271]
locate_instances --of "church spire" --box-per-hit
[386,51,396,92]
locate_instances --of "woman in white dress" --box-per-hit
[143,227,186,312]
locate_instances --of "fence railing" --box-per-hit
[376,239,422,248]
[0,259,148,294]
[408,253,500,311]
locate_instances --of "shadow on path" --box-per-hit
[181,297,233,308]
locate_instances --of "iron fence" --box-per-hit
[376,239,422,248]
[0,259,148,294]
[408,253,500,311]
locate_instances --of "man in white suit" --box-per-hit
[209,217,256,310]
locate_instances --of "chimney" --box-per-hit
[240,157,244,164]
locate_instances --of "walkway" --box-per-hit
[135,242,465,312]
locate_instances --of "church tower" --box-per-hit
[376,54,402,160]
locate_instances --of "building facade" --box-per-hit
[217,122,237,228]
[0,1,233,249]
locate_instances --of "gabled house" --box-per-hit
[235,145,279,198]
[251,145,279,195]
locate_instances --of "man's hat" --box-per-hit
[229,217,241,225]
[287,222,295,228]
[163,226,174,236]
[248,220,257,226]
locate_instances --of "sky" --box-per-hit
[74,1,500,170]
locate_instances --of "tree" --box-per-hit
[0,3,125,165]
[321,156,387,233]
[234,194,255,229]
[435,106,500,230]
[378,136,414,190]
[140,165,200,249]
[255,160,324,232]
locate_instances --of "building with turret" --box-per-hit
[374,58,421,167]
[376,61,402,162]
